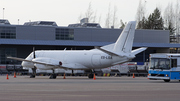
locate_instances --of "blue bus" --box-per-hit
[148,53,180,82]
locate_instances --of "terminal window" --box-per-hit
[56,28,74,40]
[0,48,17,64]
[0,27,16,39]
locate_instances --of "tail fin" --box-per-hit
[97,21,137,57]
[113,21,136,53]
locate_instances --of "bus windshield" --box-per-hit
[150,58,170,69]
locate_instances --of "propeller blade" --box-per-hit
[33,47,35,58]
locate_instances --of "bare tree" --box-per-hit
[77,13,83,23]
[175,0,180,43]
[163,2,175,30]
[105,3,112,28]
[98,13,102,24]
[92,10,97,23]
[136,0,146,29]
[119,19,125,29]
[164,0,180,43]
[85,2,94,22]
[112,5,118,28]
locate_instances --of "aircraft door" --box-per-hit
[91,55,101,67]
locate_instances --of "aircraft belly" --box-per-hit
[100,58,112,67]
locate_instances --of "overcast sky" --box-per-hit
[0,0,178,27]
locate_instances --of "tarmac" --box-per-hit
[0,75,180,101]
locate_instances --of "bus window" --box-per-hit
[171,59,177,68]
[149,58,158,69]
[150,58,170,69]
[159,59,170,69]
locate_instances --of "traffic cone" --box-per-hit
[6,74,9,80]
[93,73,96,80]
[133,73,135,78]
[63,73,66,79]
[14,72,16,78]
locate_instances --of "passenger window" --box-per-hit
[171,59,177,68]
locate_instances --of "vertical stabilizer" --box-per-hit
[113,21,136,53]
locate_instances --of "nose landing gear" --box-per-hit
[30,67,36,78]
[49,69,57,79]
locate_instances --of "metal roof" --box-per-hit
[0,39,180,48]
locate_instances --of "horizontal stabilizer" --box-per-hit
[131,47,147,55]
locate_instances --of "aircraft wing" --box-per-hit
[7,57,59,67]
[7,57,88,70]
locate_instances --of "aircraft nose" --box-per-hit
[21,61,26,67]
[21,61,34,68]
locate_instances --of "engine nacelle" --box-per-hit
[32,57,62,70]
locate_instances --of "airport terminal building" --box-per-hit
[0,19,180,66]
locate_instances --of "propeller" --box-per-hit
[31,47,36,78]
[33,47,35,59]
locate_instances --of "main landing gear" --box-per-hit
[71,70,75,76]
[88,74,94,79]
[49,69,57,79]
[88,69,94,79]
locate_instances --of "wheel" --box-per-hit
[164,79,170,82]
[49,74,57,79]
[88,74,93,79]
[30,74,35,78]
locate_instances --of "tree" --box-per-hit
[175,0,180,43]
[119,19,125,29]
[165,22,176,35]
[163,3,176,35]
[85,2,94,22]
[137,16,147,29]
[136,0,146,29]
[92,10,97,23]
[143,7,164,30]
[153,8,164,30]
[98,13,102,24]
[105,3,112,28]
[112,5,118,28]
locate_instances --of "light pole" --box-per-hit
[3,8,5,19]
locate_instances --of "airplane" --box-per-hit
[7,21,147,79]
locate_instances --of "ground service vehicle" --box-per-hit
[148,53,180,82]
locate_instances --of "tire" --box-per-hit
[30,74,35,78]
[164,79,170,82]
[88,74,93,79]
[49,74,56,79]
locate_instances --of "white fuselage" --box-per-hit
[22,49,131,70]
